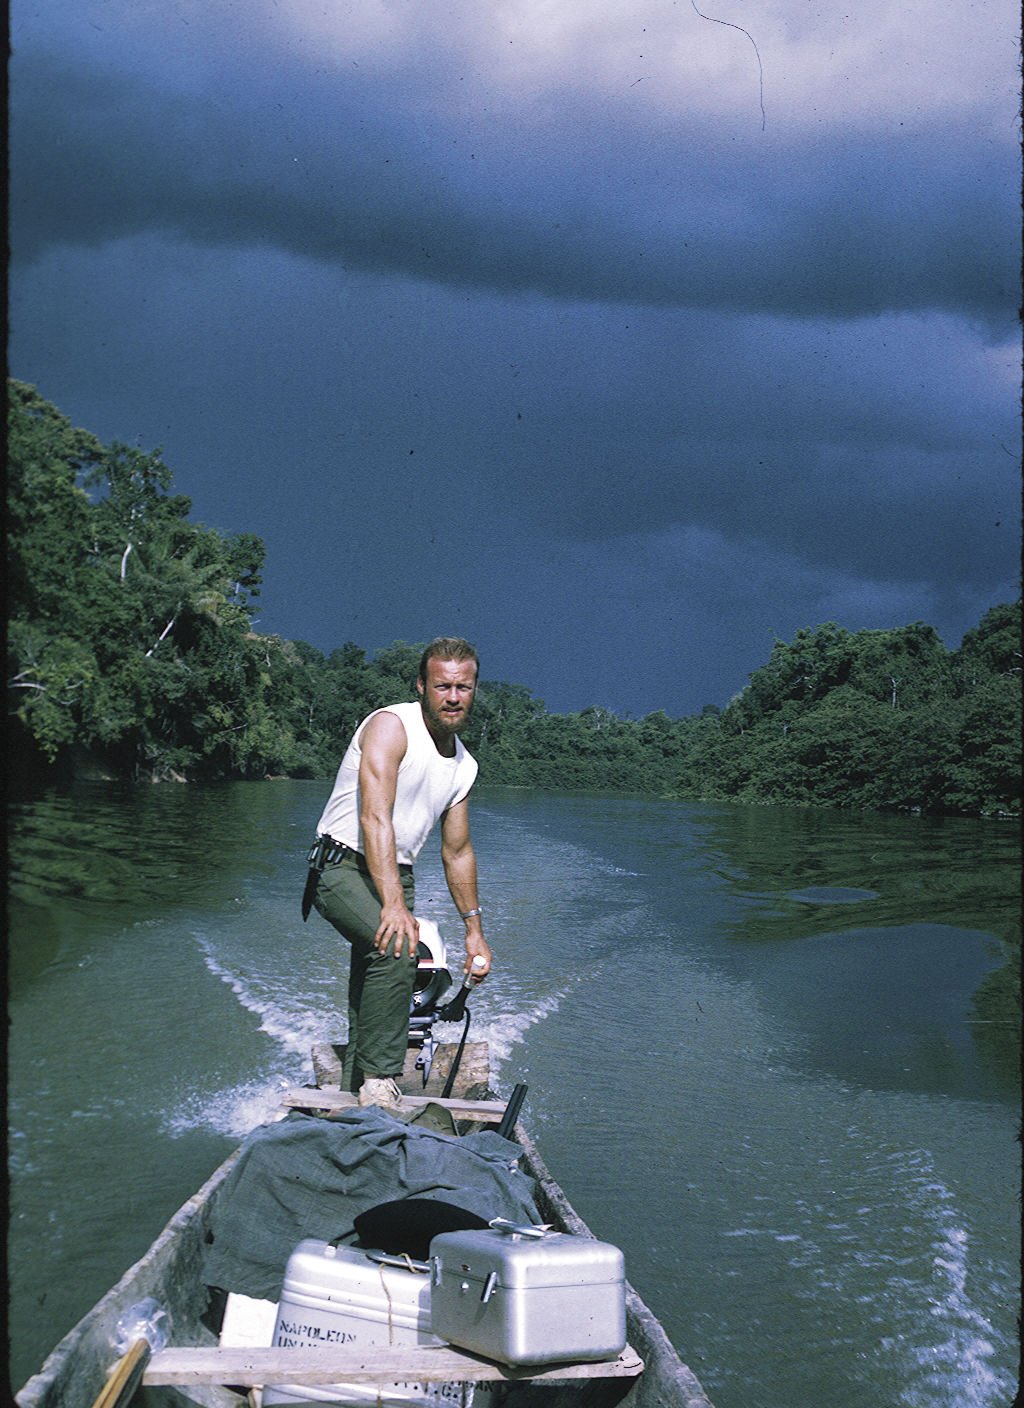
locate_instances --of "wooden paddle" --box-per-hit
[90,1337,152,1408]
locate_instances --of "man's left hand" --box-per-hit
[464,934,492,980]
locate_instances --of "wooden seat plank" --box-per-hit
[144,1342,644,1387]
[280,1088,508,1121]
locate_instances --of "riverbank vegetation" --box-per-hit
[8,381,1021,818]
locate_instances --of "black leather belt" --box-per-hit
[307,835,353,869]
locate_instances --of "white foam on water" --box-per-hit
[159,933,342,1139]
[711,1117,1017,1408]
[457,990,566,1075]
[894,1221,1017,1408]
[193,930,341,1059]
[168,929,573,1136]
[163,1074,295,1141]
[7,1128,38,1178]
[850,1145,1016,1408]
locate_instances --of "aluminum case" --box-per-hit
[263,1239,461,1407]
[429,1224,626,1367]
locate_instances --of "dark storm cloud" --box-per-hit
[386,297,1018,588]
[8,0,1019,714]
[511,432,1013,590]
[11,43,1017,331]
[12,228,1017,632]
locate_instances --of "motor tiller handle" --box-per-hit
[438,955,486,1023]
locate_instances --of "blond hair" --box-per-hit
[418,637,480,683]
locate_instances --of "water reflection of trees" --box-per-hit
[687,802,1021,1085]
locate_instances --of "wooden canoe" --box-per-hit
[16,1042,715,1408]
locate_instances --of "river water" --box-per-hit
[7,781,1020,1406]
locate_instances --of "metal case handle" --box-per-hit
[488,1217,551,1240]
[364,1250,431,1274]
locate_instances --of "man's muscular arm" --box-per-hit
[358,712,419,959]
[441,798,492,978]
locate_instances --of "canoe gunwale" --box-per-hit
[15,1147,244,1408]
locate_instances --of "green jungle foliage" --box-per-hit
[8,381,1022,816]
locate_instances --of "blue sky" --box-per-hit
[9,0,1020,715]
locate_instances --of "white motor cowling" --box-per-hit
[410,917,453,1021]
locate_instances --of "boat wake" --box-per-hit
[161,931,573,1138]
[163,1076,293,1142]
[192,930,338,1060]
[881,1157,1017,1408]
[799,1140,1016,1408]
[444,987,569,1085]
[160,932,338,1139]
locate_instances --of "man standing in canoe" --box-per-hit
[303,637,491,1111]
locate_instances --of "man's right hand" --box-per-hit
[374,902,420,959]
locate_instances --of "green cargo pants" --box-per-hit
[313,852,417,1088]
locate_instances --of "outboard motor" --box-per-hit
[409,919,522,1120]
[408,918,453,1081]
[410,918,453,1025]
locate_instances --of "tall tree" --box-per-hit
[7,382,106,757]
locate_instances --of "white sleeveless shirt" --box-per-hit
[316,701,478,865]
